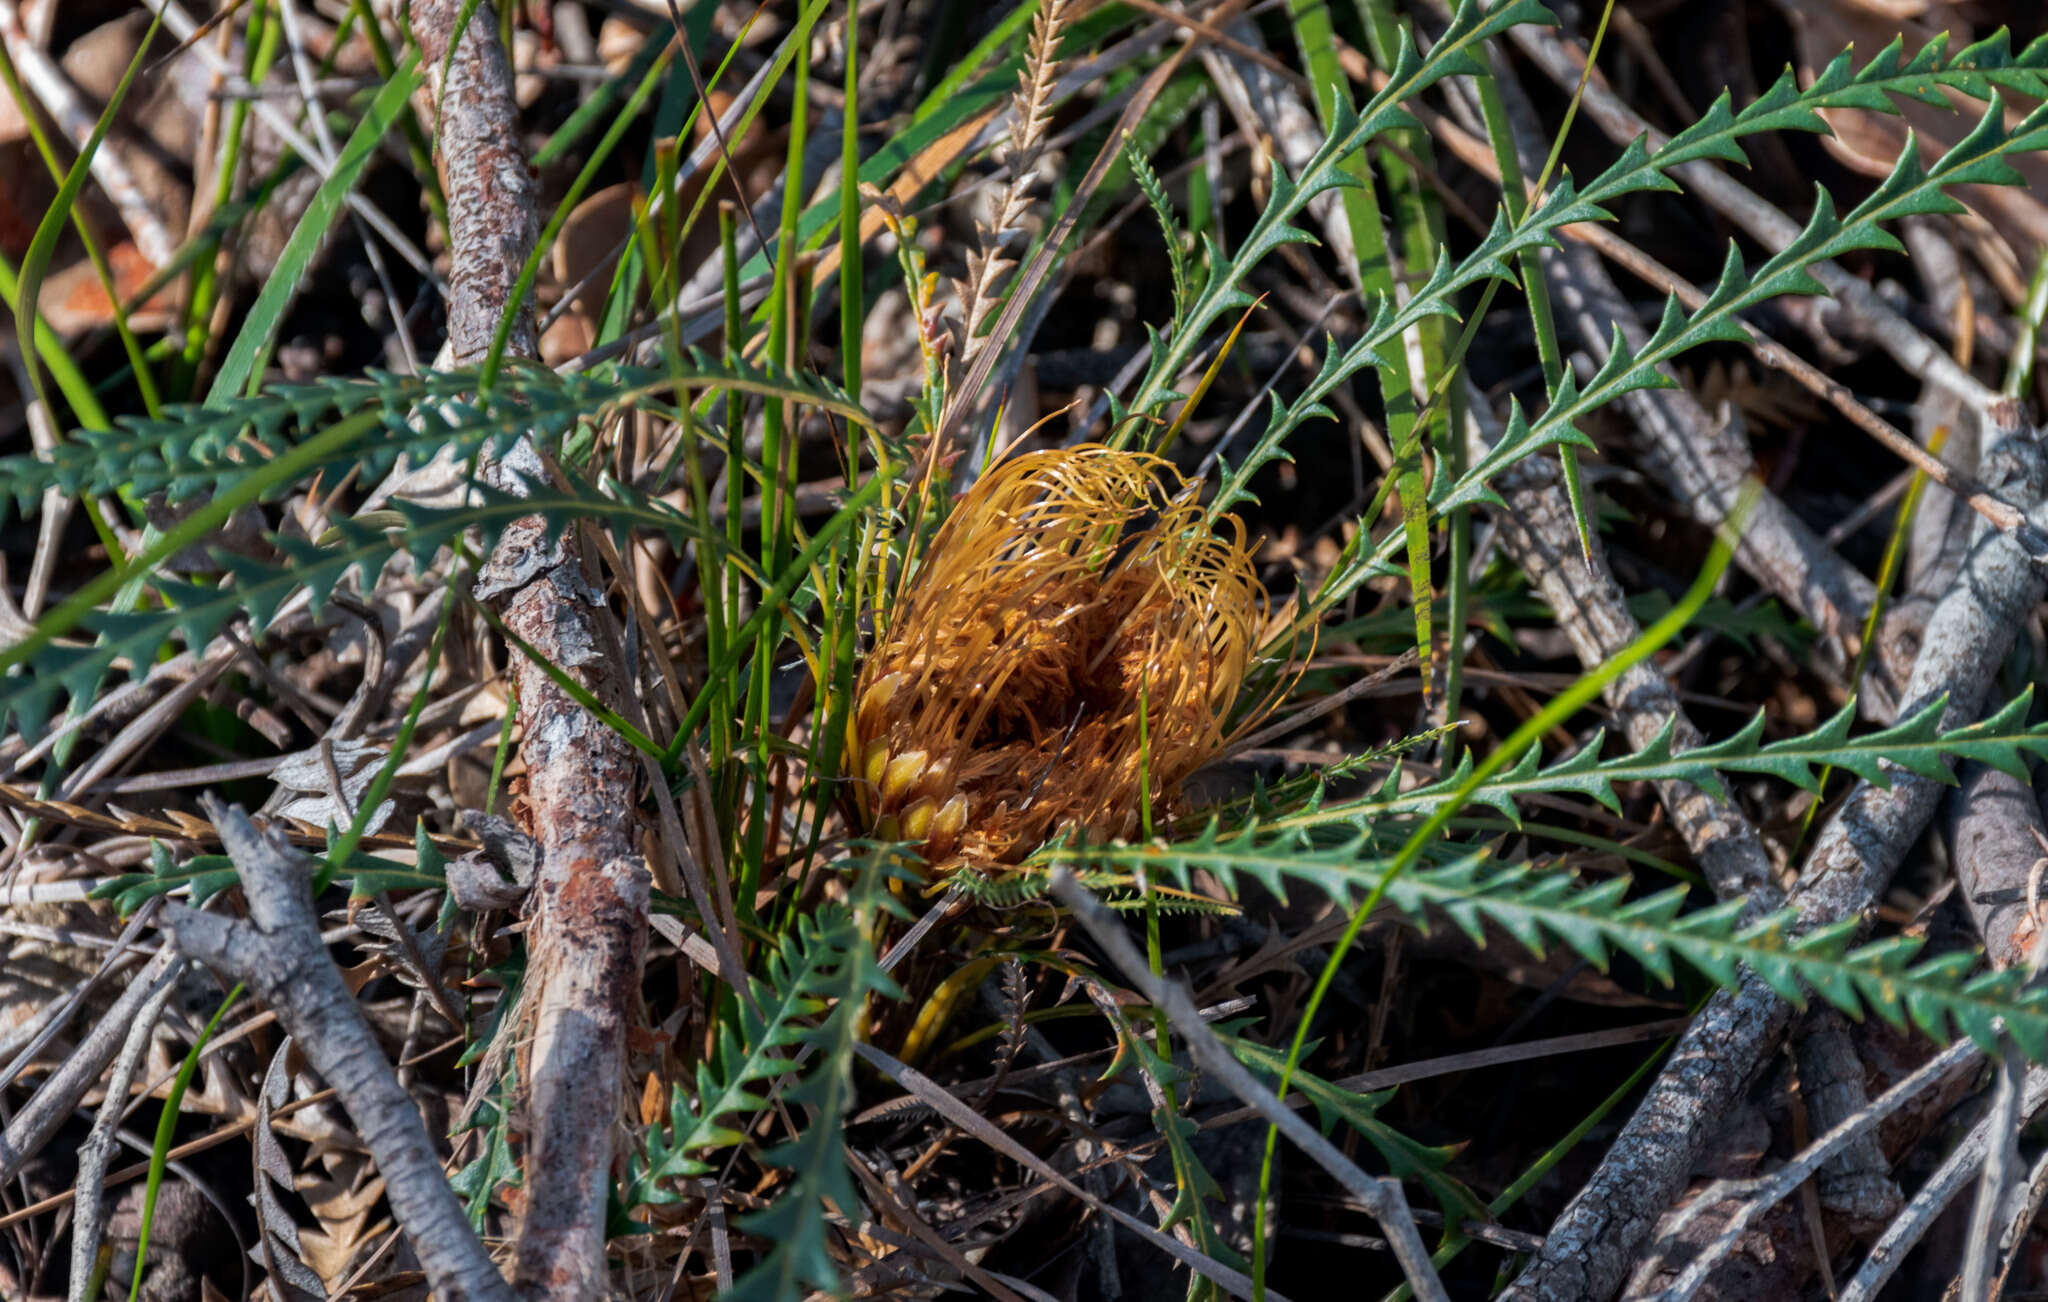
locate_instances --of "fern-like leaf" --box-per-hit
[723,877,905,1300]
[1125,0,1555,422]
[1272,689,2048,831]
[1042,831,2048,1059]
[1186,27,2048,612]
[0,356,869,514]
[624,908,856,1207]
[1126,134,1194,326]
[93,824,449,913]
[0,479,706,734]
[1293,92,2048,611]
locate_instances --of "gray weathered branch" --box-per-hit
[162,795,516,1302]
[67,965,182,1302]
[0,945,181,1184]
[1504,408,2048,1302]
[1468,387,1777,904]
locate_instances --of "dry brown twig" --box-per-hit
[1463,317,1910,1291]
[1634,1036,1987,1302]
[67,961,183,1302]
[407,3,651,1297]
[1837,1063,2048,1301]
[0,945,182,1185]
[853,1038,1297,1302]
[1793,1008,1906,1231]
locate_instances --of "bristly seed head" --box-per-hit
[853,446,1268,869]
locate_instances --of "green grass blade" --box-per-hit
[1286,0,1434,679]
[841,0,863,402]
[129,985,241,1302]
[209,53,426,405]
[0,40,162,418]
[12,5,165,417]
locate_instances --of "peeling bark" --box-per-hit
[409,5,649,1297]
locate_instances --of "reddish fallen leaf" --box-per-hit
[37,239,177,334]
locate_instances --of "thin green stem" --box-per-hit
[841,0,863,403]
[10,2,166,419]
[129,984,242,1302]
[663,473,889,769]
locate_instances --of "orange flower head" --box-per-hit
[854,446,1266,869]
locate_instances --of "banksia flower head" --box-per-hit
[854,446,1267,869]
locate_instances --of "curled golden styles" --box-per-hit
[854,446,1267,869]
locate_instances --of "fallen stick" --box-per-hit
[0,944,181,1184]
[1467,385,1778,905]
[1502,402,2048,1302]
[1637,1039,1986,1302]
[408,5,650,1298]
[161,796,516,1302]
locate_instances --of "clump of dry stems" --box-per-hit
[854,446,1267,869]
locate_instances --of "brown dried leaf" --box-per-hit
[540,182,636,368]
[139,1033,254,1122]
[36,240,177,335]
[296,1166,388,1287]
[255,1043,325,1302]
[269,739,398,834]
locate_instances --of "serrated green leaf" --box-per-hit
[1036,829,2048,1060]
[1265,689,2048,829]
